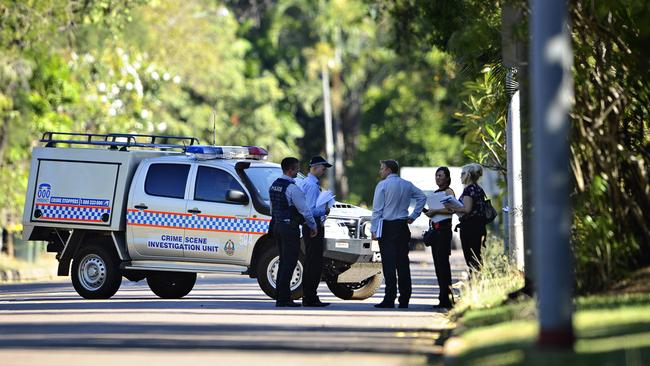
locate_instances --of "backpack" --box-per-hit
[472,184,498,224]
[482,198,498,224]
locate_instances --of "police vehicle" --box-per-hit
[22,132,382,300]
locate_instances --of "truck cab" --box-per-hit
[22,132,382,300]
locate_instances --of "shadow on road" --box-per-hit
[0,249,464,358]
[0,320,446,354]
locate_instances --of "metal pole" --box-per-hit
[321,62,336,193]
[530,0,574,347]
[502,4,527,274]
[507,90,525,271]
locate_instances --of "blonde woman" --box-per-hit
[444,163,487,272]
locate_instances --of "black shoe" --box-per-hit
[374,301,395,308]
[398,303,409,309]
[276,301,301,307]
[302,299,330,307]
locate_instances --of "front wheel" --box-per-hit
[256,244,303,300]
[326,273,382,300]
[147,272,196,299]
[71,245,122,299]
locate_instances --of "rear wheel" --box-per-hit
[256,244,303,300]
[146,272,196,299]
[71,244,122,299]
[325,273,382,300]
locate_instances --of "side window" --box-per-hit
[195,166,245,204]
[145,163,190,199]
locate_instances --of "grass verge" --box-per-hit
[442,237,650,365]
[445,293,650,366]
[451,236,524,316]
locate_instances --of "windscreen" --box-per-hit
[245,166,305,204]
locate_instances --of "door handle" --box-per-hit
[188,208,202,214]
[134,204,148,210]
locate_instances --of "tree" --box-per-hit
[0,0,302,257]
[231,0,463,201]
[125,0,303,158]
[385,0,650,292]
[0,0,142,255]
[569,0,650,291]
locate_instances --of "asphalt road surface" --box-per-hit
[0,248,467,366]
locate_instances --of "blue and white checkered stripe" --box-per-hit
[127,210,270,234]
[36,204,110,222]
[186,216,269,233]
[127,210,186,228]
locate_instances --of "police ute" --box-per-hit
[22,132,382,300]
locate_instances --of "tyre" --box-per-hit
[71,244,122,299]
[146,272,196,299]
[255,244,304,300]
[325,273,382,300]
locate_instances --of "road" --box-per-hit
[0,248,467,366]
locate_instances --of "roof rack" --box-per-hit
[40,132,200,151]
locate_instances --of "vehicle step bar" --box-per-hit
[122,261,247,274]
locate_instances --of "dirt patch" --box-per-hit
[607,266,650,295]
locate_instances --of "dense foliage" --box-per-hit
[569,0,650,292]
[386,0,650,292]
[2,0,647,295]
[0,0,463,248]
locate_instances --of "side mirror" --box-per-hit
[226,189,249,205]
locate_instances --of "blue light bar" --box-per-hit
[186,145,268,160]
[186,145,224,160]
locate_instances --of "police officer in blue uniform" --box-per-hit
[269,157,317,307]
[371,159,426,309]
[297,156,333,307]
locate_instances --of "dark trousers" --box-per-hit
[378,219,411,305]
[274,222,300,303]
[302,222,325,301]
[460,217,486,272]
[430,220,453,305]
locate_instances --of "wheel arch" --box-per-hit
[248,234,275,278]
[59,230,125,276]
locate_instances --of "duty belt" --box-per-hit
[431,220,452,231]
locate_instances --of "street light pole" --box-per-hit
[530,0,575,347]
[321,61,336,193]
[506,89,525,271]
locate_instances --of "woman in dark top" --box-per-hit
[446,163,487,272]
[425,167,455,308]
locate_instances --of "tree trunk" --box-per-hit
[2,228,14,257]
[331,67,349,198]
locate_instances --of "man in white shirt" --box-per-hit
[371,160,426,308]
[297,156,332,307]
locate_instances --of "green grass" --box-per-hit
[445,293,650,366]
[451,236,524,315]
[460,301,536,329]
[441,237,650,365]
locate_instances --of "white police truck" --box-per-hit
[22,132,382,300]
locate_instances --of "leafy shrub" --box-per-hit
[572,174,641,293]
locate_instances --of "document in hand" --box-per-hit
[427,192,446,210]
[440,195,464,209]
[428,192,449,223]
[316,190,336,209]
